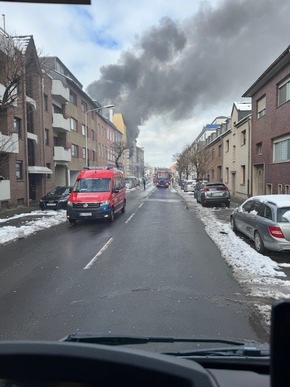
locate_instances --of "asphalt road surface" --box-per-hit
[0,185,268,345]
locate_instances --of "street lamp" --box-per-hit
[84,104,114,166]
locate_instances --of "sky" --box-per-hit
[1,183,290,329]
[1,0,290,167]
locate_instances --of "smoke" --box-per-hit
[87,0,290,143]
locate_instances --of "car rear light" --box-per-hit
[269,226,285,238]
[204,187,209,191]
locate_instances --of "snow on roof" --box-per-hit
[249,195,290,207]
[234,101,252,111]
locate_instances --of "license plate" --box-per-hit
[212,192,223,197]
[79,212,92,216]
[47,203,56,206]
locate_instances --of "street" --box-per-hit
[0,185,268,343]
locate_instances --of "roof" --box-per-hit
[249,195,290,208]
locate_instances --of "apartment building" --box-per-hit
[44,56,119,185]
[243,45,290,196]
[0,33,54,209]
[222,102,251,200]
[0,37,129,211]
[195,103,251,201]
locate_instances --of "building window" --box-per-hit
[91,129,95,140]
[225,140,229,152]
[218,144,222,157]
[273,136,290,162]
[278,78,290,106]
[82,124,86,136]
[217,166,222,181]
[266,183,272,195]
[278,184,283,194]
[257,96,266,118]
[241,165,246,185]
[44,94,48,111]
[16,161,23,180]
[241,130,246,145]
[71,144,78,157]
[225,167,229,183]
[45,129,49,145]
[70,117,77,131]
[53,104,62,114]
[81,101,87,112]
[285,185,290,194]
[233,145,236,162]
[256,142,262,155]
[46,163,51,179]
[211,149,215,160]
[69,90,77,105]
[13,117,21,138]
[82,147,86,159]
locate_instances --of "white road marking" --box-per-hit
[125,213,135,223]
[84,237,113,269]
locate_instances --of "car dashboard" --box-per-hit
[0,341,270,387]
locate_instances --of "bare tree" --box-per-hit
[188,142,209,180]
[110,140,130,169]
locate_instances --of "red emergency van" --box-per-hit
[67,167,126,224]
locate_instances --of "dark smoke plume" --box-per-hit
[87,0,290,143]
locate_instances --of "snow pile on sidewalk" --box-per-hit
[174,186,290,327]
[0,210,67,245]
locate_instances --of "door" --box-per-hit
[253,165,264,195]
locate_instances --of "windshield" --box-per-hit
[49,187,70,195]
[1,0,290,356]
[73,178,111,193]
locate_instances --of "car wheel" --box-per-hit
[226,202,231,208]
[254,231,265,254]
[121,200,126,213]
[201,197,206,207]
[69,219,76,224]
[230,216,237,232]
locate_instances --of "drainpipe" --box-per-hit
[247,115,251,197]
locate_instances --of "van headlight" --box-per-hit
[67,201,73,207]
[100,200,110,206]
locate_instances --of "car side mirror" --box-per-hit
[112,188,119,193]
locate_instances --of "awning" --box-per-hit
[28,166,53,174]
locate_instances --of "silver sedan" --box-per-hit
[230,195,290,253]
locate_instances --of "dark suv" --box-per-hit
[39,186,72,210]
[195,182,230,208]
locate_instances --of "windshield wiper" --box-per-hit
[63,333,246,347]
[163,344,270,357]
[62,334,269,358]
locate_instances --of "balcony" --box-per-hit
[52,80,69,104]
[52,113,70,132]
[0,132,19,153]
[0,179,10,200]
[54,146,71,162]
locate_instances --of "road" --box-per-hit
[0,185,268,343]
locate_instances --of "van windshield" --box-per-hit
[73,178,111,193]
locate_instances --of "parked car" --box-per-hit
[195,181,230,208]
[230,195,290,253]
[39,186,72,210]
[184,179,196,192]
